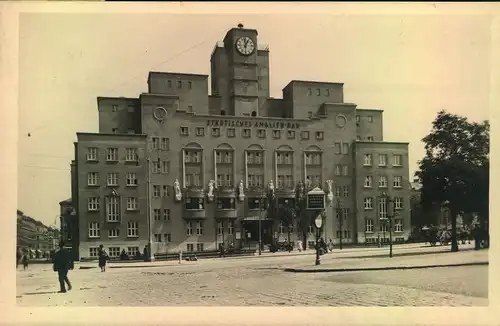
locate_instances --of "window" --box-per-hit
[187,244,194,252]
[153,185,161,198]
[364,176,372,188]
[336,230,351,239]
[177,80,182,89]
[127,246,140,257]
[257,129,266,138]
[187,105,193,112]
[185,197,204,210]
[127,221,139,237]
[277,175,294,188]
[276,152,292,165]
[107,173,118,186]
[364,197,373,210]
[87,172,99,186]
[301,131,310,140]
[89,248,99,257]
[163,185,169,197]
[278,222,285,234]
[164,234,171,242]
[247,174,264,187]
[180,127,189,136]
[216,174,233,187]
[242,129,251,138]
[106,196,119,222]
[364,154,372,166]
[154,234,162,242]
[308,111,313,119]
[325,89,330,96]
[112,105,118,112]
[306,175,321,187]
[196,243,204,252]
[227,128,235,137]
[217,221,224,235]
[217,197,236,210]
[186,222,193,236]
[108,228,119,238]
[335,186,341,197]
[342,143,349,154]
[162,161,170,174]
[88,222,100,238]
[287,130,295,139]
[163,209,171,220]
[368,115,373,123]
[154,209,161,221]
[88,197,100,211]
[108,247,120,258]
[195,127,205,136]
[342,208,350,219]
[196,221,203,235]
[343,186,349,197]
[125,148,138,162]
[393,154,402,166]
[307,225,314,234]
[228,220,234,234]
[316,131,324,140]
[335,165,341,176]
[393,176,402,188]
[378,176,387,188]
[356,115,360,122]
[185,173,201,187]
[247,151,263,164]
[365,219,374,233]
[356,136,361,141]
[273,130,281,139]
[127,197,138,211]
[380,224,388,233]
[87,147,97,161]
[112,128,118,134]
[342,165,349,176]
[216,151,233,164]
[305,153,321,165]
[316,88,321,96]
[395,197,403,209]
[379,197,387,220]
[184,150,201,163]
[152,137,160,150]
[212,128,221,137]
[395,219,403,232]
[188,81,192,89]
[167,80,172,88]
[107,148,118,162]
[367,136,374,141]
[379,154,387,166]
[334,143,341,154]
[307,88,312,96]
[127,129,135,134]
[161,138,169,150]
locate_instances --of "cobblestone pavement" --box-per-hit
[17,250,488,307]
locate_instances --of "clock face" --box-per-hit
[235,36,255,55]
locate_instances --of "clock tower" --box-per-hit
[211,24,262,117]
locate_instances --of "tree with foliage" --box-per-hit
[415,111,489,252]
[294,181,315,251]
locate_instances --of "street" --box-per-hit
[17,245,488,307]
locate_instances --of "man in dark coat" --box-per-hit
[53,241,73,293]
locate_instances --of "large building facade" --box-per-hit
[72,26,411,260]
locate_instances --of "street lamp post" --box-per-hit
[306,187,326,266]
[146,157,156,262]
[336,198,343,250]
[258,192,266,256]
[380,192,394,258]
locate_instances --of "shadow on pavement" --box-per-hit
[342,247,476,260]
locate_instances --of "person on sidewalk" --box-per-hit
[328,239,334,252]
[53,241,73,293]
[22,253,29,270]
[98,245,109,272]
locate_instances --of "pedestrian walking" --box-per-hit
[22,253,29,270]
[53,241,73,293]
[98,245,109,272]
[328,239,334,252]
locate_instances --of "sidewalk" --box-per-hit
[74,242,475,270]
[284,248,488,273]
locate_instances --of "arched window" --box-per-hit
[221,110,226,116]
[251,111,257,117]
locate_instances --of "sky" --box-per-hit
[17,12,493,227]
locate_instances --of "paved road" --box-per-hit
[17,248,488,307]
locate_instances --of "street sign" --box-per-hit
[315,215,323,229]
[307,188,326,210]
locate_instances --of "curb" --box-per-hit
[283,261,488,273]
